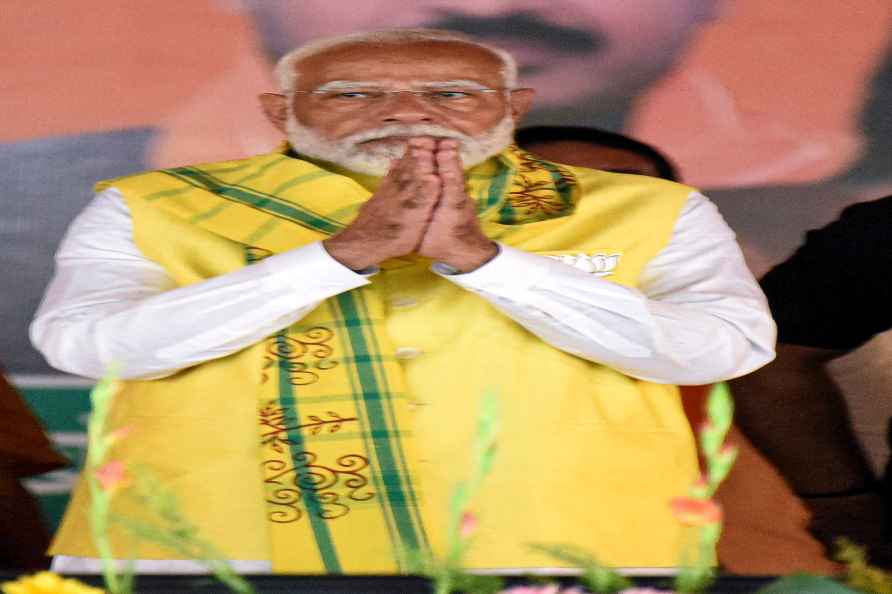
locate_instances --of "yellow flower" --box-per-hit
[1,571,104,594]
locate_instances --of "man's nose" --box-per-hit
[379,92,435,124]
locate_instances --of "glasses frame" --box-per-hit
[291,87,513,101]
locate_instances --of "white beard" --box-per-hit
[285,112,516,176]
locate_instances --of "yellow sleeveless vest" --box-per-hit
[51,147,698,571]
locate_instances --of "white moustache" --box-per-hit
[286,111,515,176]
[346,125,469,145]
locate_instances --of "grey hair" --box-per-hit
[274,28,518,94]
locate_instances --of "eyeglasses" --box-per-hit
[292,87,510,111]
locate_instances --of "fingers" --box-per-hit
[382,138,436,195]
[409,146,435,177]
[331,138,446,267]
[435,140,468,208]
[385,148,416,190]
[403,140,438,209]
[376,138,440,213]
[437,138,460,152]
[408,137,437,152]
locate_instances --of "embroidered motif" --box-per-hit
[259,406,359,453]
[547,253,622,277]
[513,149,575,190]
[262,453,374,523]
[505,147,577,220]
[508,174,571,217]
[261,327,338,385]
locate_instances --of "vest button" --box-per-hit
[390,296,418,308]
[395,347,423,359]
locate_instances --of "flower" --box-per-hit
[670,496,723,526]
[716,444,738,464]
[1,571,104,594]
[105,425,133,446]
[94,459,128,492]
[459,511,478,539]
[689,474,709,498]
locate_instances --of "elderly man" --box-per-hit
[32,29,774,574]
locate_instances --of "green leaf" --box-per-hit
[756,574,863,594]
[674,566,715,594]
[528,543,631,593]
[451,572,504,594]
[706,383,733,438]
[114,466,256,594]
[447,391,500,566]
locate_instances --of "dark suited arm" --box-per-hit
[730,343,877,496]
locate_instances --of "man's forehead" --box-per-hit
[293,40,504,88]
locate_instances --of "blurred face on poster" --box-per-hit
[246,0,725,122]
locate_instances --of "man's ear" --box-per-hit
[508,88,535,123]
[259,93,289,133]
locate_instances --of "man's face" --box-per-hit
[283,41,525,175]
[249,0,724,109]
[523,140,664,178]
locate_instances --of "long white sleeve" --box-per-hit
[436,192,776,384]
[30,189,372,380]
[32,189,774,385]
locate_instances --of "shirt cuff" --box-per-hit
[258,240,375,294]
[432,243,555,295]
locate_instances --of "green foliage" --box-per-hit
[836,538,892,594]
[672,522,718,594]
[699,383,737,498]
[447,390,500,562]
[756,574,862,594]
[528,543,631,593]
[114,468,255,594]
[525,385,740,594]
[671,383,739,594]
[406,391,505,594]
[450,573,506,594]
[85,368,254,594]
[86,369,132,594]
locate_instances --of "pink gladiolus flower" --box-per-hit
[106,426,133,445]
[460,511,478,539]
[670,496,722,526]
[690,474,709,498]
[95,460,128,492]
[718,444,738,460]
